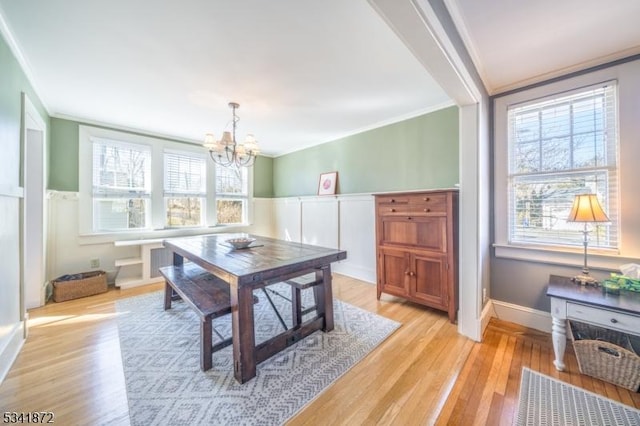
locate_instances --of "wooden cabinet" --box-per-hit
[375,190,458,322]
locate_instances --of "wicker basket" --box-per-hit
[52,271,108,302]
[570,321,640,391]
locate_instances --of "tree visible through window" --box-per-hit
[164,150,206,227]
[88,131,250,232]
[92,139,151,231]
[507,82,618,249]
[216,165,247,224]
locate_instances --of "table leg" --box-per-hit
[551,316,566,371]
[231,284,256,383]
[313,265,334,332]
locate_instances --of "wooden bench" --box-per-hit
[286,276,324,327]
[262,273,326,330]
[159,262,257,371]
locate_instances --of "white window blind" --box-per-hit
[164,150,206,227]
[215,165,248,224]
[92,138,151,231]
[507,81,618,249]
[215,164,247,195]
[164,150,206,197]
[92,138,151,196]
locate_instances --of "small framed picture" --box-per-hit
[317,171,338,195]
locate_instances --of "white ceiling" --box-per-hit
[1,1,639,156]
[0,0,451,156]
[446,0,640,94]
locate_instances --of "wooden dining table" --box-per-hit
[163,233,347,383]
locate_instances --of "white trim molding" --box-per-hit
[481,300,496,336]
[0,185,23,198]
[491,299,552,334]
[0,322,25,385]
[493,60,640,270]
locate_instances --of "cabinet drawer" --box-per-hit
[377,203,413,215]
[567,302,640,336]
[377,194,448,215]
[376,195,412,205]
[406,194,447,213]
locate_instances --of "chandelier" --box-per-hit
[203,102,260,167]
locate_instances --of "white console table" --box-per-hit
[114,239,167,289]
[547,275,640,371]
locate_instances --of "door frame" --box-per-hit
[21,93,47,318]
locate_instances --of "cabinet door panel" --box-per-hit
[411,253,447,308]
[378,248,408,297]
[381,219,417,245]
[381,216,446,252]
[415,217,446,251]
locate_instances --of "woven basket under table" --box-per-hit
[52,270,108,302]
[570,321,640,391]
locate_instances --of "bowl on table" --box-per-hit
[226,237,256,249]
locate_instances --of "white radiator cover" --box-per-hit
[150,247,173,278]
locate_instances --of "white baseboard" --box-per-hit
[115,276,165,290]
[491,300,552,334]
[480,300,496,338]
[332,262,376,284]
[0,322,25,385]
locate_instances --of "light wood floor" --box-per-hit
[1,274,638,425]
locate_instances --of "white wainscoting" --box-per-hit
[273,198,301,242]
[272,194,376,284]
[301,198,339,249]
[47,193,276,288]
[47,192,377,292]
[0,192,25,384]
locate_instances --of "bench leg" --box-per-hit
[164,282,172,310]
[201,317,213,371]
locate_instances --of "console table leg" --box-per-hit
[551,316,566,371]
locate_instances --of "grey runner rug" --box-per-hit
[115,284,400,426]
[516,367,640,425]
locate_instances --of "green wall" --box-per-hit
[49,103,456,200]
[0,34,49,188]
[49,117,274,197]
[253,156,273,198]
[49,118,78,191]
[273,106,459,197]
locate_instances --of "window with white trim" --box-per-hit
[215,165,248,225]
[92,138,152,231]
[507,82,619,250]
[79,126,252,235]
[164,150,207,227]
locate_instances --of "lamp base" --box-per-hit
[571,274,599,286]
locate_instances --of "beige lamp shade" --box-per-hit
[567,194,610,223]
[203,133,217,149]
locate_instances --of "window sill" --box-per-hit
[77,224,251,246]
[493,243,639,272]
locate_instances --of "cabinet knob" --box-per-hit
[390,208,396,212]
[390,199,396,203]
[405,271,411,276]
[424,208,430,212]
[407,217,412,220]
[409,271,415,277]
[610,318,618,324]
[424,197,430,201]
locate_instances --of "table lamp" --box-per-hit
[566,194,610,285]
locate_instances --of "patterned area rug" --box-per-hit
[115,283,400,425]
[516,367,640,425]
